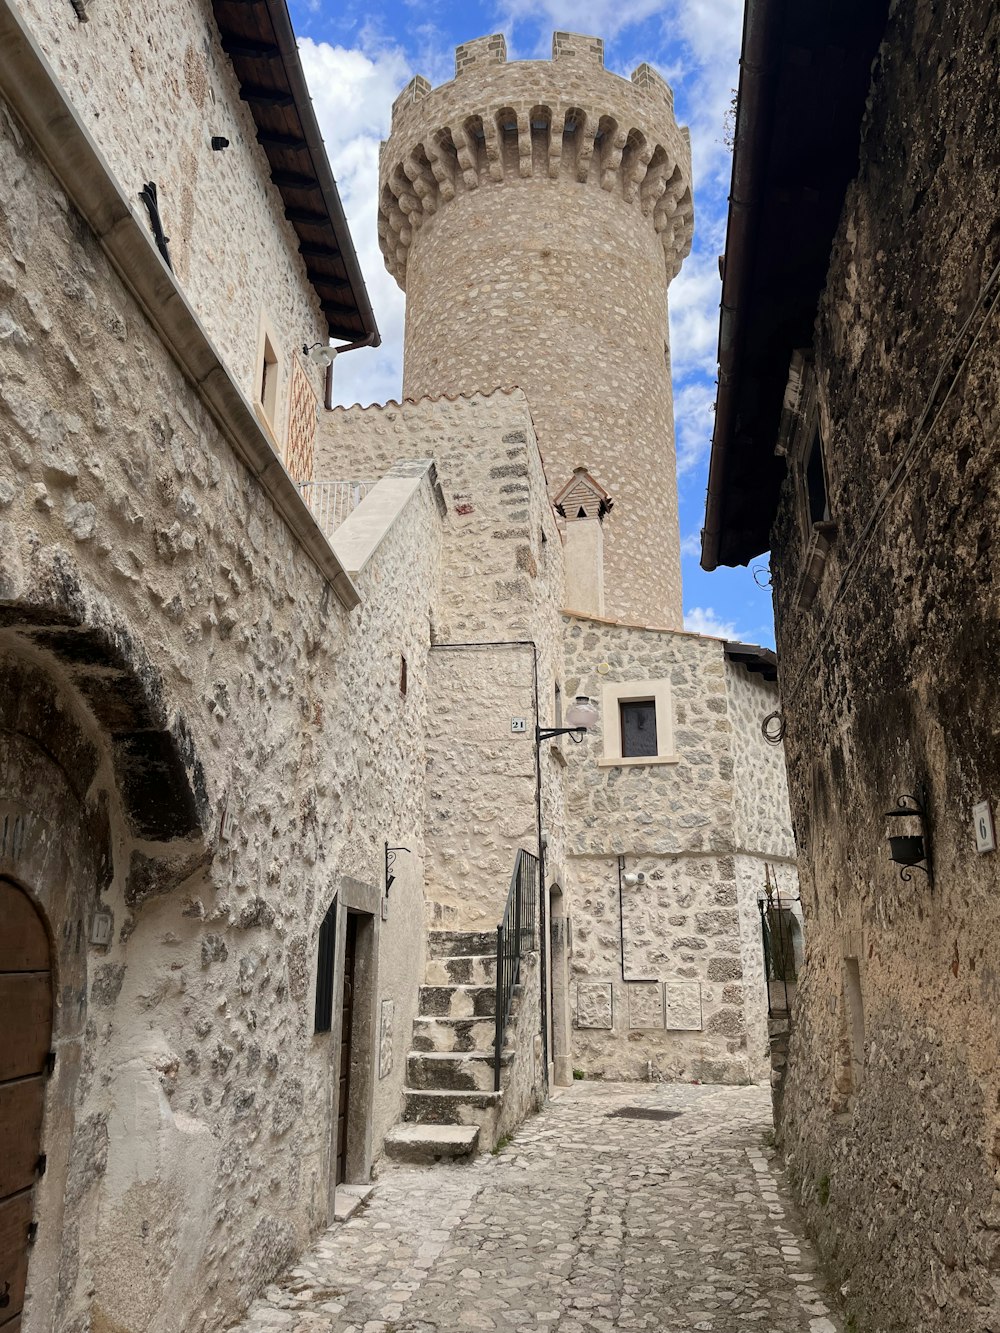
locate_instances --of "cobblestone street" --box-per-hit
[229,1083,843,1333]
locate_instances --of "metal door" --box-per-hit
[335,914,358,1185]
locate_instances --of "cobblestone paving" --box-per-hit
[229,1082,843,1333]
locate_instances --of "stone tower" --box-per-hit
[378,32,694,625]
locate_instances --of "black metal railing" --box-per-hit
[494,848,539,1091]
[758,878,801,1018]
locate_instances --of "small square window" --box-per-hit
[599,678,677,767]
[620,700,657,758]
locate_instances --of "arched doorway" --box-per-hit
[0,878,52,1330]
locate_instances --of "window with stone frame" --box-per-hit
[599,679,678,768]
[620,698,657,758]
[776,351,837,610]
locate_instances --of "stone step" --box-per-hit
[383,1123,480,1164]
[333,1183,374,1222]
[424,954,498,987]
[427,929,498,959]
[406,1049,510,1093]
[412,1016,498,1053]
[418,983,496,1019]
[403,1088,503,1141]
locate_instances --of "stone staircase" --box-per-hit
[384,928,519,1164]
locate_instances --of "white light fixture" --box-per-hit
[564,696,598,731]
[302,341,339,370]
[537,695,597,745]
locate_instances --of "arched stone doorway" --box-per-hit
[0,599,211,1332]
[0,878,52,1330]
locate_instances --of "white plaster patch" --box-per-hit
[576,982,614,1029]
[663,981,703,1031]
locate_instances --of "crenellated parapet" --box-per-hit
[378,32,694,288]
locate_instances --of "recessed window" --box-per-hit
[255,312,283,441]
[314,897,337,1034]
[260,333,278,423]
[400,654,408,698]
[599,678,678,768]
[803,426,829,527]
[620,699,657,758]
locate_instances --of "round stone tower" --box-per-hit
[379,32,693,626]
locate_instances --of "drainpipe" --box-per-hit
[324,332,378,410]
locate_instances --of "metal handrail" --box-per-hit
[494,848,539,1092]
[298,479,376,537]
[758,876,801,1018]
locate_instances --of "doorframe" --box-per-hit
[325,876,380,1219]
[548,884,573,1086]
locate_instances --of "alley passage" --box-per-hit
[230,1083,842,1333]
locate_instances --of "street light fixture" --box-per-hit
[537,695,598,744]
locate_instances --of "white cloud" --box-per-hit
[673,379,715,475]
[683,605,739,638]
[679,530,702,557]
[494,0,664,44]
[669,250,721,380]
[297,37,417,407]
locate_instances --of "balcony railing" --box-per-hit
[494,848,539,1092]
[299,479,376,537]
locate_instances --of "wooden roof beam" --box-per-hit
[240,85,294,107]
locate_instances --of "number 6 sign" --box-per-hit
[973,801,996,854]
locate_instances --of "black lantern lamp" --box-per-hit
[885,790,932,885]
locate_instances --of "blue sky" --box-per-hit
[289,0,775,646]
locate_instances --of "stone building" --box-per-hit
[322,30,798,1105]
[703,1,1000,1330]
[0,5,795,1333]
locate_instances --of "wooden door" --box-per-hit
[335,914,358,1186]
[0,879,52,1331]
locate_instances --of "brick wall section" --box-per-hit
[16,0,328,430]
[378,33,693,626]
[767,4,1000,1329]
[0,98,438,1333]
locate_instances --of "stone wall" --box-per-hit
[319,392,566,933]
[0,91,440,1333]
[725,661,798,1070]
[377,33,693,626]
[560,617,794,1083]
[769,3,1000,1329]
[15,0,328,433]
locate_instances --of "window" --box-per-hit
[803,426,830,527]
[255,311,283,439]
[314,897,337,1033]
[399,654,408,698]
[620,699,657,758]
[777,352,837,610]
[599,679,677,767]
[260,333,278,423]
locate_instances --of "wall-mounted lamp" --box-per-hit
[536,695,598,745]
[303,341,339,370]
[385,841,411,898]
[211,136,230,151]
[885,789,932,885]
